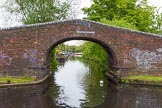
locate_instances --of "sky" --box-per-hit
[0,0,161,45]
[0,0,92,28]
[148,0,162,9]
[0,0,161,28]
[0,0,162,28]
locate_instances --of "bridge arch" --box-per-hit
[46,37,117,68]
[0,19,162,79]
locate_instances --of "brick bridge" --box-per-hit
[0,19,162,79]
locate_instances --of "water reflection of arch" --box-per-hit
[45,36,117,70]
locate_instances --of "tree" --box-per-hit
[82,42,108,72]
[125,0,157,33]
[100,19,138,30]
[3,0,78,71]
[50,49,58,71]
[83,0,162,34]
[83,0,136,21]
[4,0,71,24]
[155,13,162,34]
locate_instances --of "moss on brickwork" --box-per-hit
[121,75,162,85]
[0,76,36,84]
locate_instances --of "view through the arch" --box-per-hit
[49,40,109,107]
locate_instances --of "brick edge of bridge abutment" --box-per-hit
[106,67,162,87]
[0,72,53,88]
[0,19,162,87]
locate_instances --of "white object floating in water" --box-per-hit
[100,80,104,87]
[100,80,104,84]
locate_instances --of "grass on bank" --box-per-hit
[121,75,162,84]
[0,76,36,84]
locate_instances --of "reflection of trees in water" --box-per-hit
[108,87,162,108]
[50,57,108,107]
[94,85,162,108]
[47,76,59,101]
[73,57,108,107]
[48,58,162,108]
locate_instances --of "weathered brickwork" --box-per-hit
[0,19,162,78]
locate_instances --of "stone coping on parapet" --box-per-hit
[0,73,52,88]
[0,19,161,38]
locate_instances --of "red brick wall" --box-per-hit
[0,19,162,78]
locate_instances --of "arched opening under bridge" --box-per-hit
[45,37,117,72]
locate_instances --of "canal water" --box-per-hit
[52,57,108,108]
[1,57,162,108]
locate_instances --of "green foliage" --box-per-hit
[55,43,84,53]
[122,79,129,84]
[5,0,71,24]
[155,13,162,34]
[83,60,108,107]
[55,43,66,53]
[71,57,108,107]
[82,42,108,72]
[125,0,157,33]
[83,0,136,21]
[122,75,162,85]
[83,0,162,34]
[4,0,74,71]
[67,41,109,73]
[100,19,138,30]
[65,45,79,52]
[122,75,162,81]
[50,49,58,72]
[0,76,36,83]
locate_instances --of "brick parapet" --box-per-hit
[0,19,162,79]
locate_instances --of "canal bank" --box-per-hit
[106,71,162,87]
[0,72,53,88]
[1,73,162,108]
[1,57,162,108]
[0,60,162,89]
